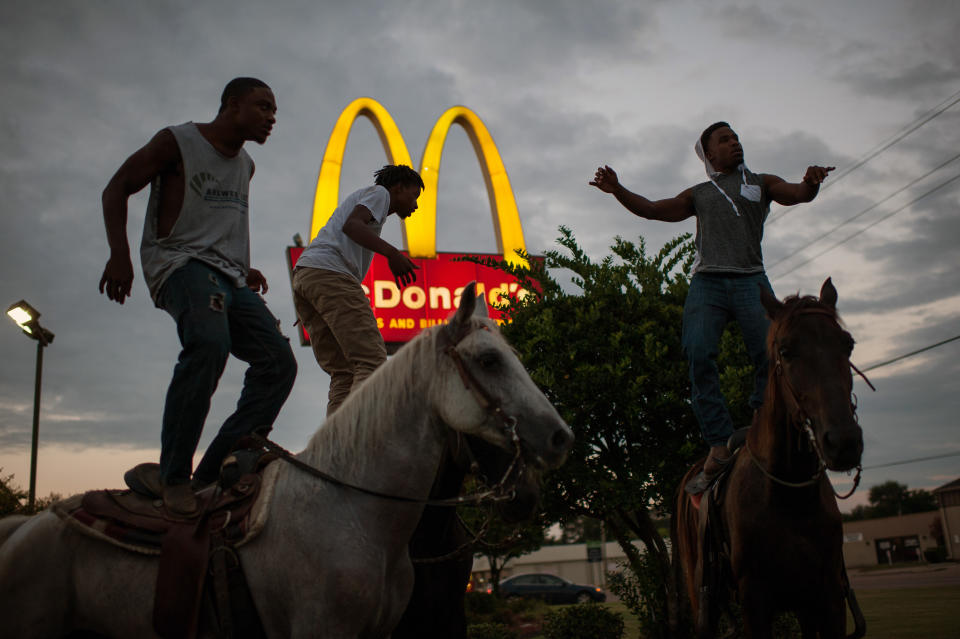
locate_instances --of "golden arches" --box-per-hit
[311,98,527,266]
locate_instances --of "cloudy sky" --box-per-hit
[1,0,957,513]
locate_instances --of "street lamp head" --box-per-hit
[7,300,54,345]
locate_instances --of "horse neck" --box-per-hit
[298,333,447,501]
[749,363,822,487]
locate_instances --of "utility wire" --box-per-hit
[861,451,960,471]
[768,87,960,225]
[770,171,960,279]
[767,151,960,271]
[861,335,960,372]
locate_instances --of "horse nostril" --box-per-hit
[551,427,573,452]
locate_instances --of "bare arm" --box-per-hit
[590,165,695,222]
[764,165,835,206]
[342,205,420,288]
[99,129,180,304]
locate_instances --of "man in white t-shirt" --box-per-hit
[293,164,423,415]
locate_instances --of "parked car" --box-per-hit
[491,573,606,604]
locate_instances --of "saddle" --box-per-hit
[54,442,278,639]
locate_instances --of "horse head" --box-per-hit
[760,277,864,471]
[434,282,574,474]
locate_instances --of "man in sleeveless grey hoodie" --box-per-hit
[99,77,297,514]
[590,122,833,492]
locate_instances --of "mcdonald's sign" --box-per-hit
[287,97,538,347]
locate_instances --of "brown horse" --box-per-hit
[393,432,541,638]
[675,278,866,639]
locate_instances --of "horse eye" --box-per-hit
[844,334,855,354]
[778,346,791,359]
[477,351,500,370]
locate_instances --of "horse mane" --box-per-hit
[300,324,442,473]
[764,293,843,355]
[300,313,499,475]
[761,293,845,419]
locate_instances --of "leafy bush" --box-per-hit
[607,556,672,638]
[465,592,500,616]
[467,622,518,639]
[924,547,948,563]
[542,603,624,639]
[465,592,547,635]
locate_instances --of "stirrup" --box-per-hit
[685,470,719,495]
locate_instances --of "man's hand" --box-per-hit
[99,254,135,304]
[247,268,269,294]
[589,165,620,193]
[388,250,420,289]
[802,165,835,187]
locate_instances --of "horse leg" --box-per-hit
[739,580,774,639]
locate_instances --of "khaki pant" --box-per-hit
[292,267,386,415]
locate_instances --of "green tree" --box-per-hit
[0,470,62,517]
[844,481,939,521]
[470,227,753,636]
[462,499,548,596]
[0,470,28,517]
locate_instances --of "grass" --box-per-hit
[518,587,960,638]
[846,586,960,639]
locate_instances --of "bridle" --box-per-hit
[254,320,526,509]
[745,306,874,499]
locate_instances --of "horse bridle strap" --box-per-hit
[766,306,867,498]
[249,434,517,508]
[443,325,522,443]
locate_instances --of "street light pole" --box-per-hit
[29,336,45,510]
[6,300,54,511]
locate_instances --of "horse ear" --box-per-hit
[444,281,478,340]
[819,277,837,309]
[473,290,490,319]
[760,283,783,319]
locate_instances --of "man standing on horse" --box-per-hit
[99,77,298,515]
[292,165,423,416]
[590,122,833,489]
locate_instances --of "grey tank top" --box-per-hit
[140,123,254,305]
[690,167,770,275]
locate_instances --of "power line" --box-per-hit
[770,171,960,279]
[767,151,960,271]
[861,335,960,372]
[861,451,960,471]
[768,87,960,225]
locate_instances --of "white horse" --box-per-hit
[0,283,573,638]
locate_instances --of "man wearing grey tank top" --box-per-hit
[99,78,297,514]
[591,122,833,491]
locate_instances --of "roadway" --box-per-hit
[847,561,960,590]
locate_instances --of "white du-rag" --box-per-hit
[694,137,761,216]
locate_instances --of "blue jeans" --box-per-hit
[681,272,774,447]
[157,260,297,485]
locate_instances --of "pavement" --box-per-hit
[847,561,960,590]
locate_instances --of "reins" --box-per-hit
[748,305,873,499]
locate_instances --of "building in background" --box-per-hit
[934,477,960,560]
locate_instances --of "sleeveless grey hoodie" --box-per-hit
[140,122,254,305]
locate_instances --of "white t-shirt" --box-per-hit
[296,185,390,281]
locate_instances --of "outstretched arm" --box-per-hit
[100,129,180,304]
[590,165,695,222]
[342,205,420,288]
[765,165,835,206]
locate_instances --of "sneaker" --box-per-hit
[163,482,199,516]
[124,463,163,498]
[702,445,732,480]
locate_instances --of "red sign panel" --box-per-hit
[286,247,537,347]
